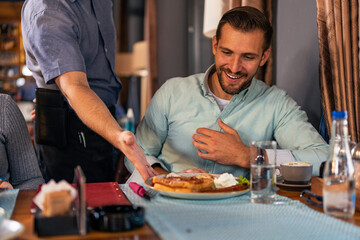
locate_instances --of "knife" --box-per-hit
[129,182,156,200]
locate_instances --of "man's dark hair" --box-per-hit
[215,6,273,51]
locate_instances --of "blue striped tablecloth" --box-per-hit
[120,184,360,240]
[0,189,19,219]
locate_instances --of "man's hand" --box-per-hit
[179,168,208,173]
[192,119,250,168]
[117,130,158,180]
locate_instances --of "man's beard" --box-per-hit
[216,67,253,95]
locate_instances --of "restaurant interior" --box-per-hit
[0,0,323,128]
[0,0,360,239]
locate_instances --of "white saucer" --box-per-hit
[0,219,25,240]
[276,179,311,188]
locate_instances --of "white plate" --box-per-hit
[0,219,25,240]
[144,173,249,200]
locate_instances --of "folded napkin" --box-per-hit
[0,189,19,218]
[120,184,360,240]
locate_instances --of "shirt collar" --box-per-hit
[201,64,215,97]
[201,64,252,101]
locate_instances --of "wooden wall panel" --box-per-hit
[0,2,23,21]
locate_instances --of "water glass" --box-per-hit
[250,140,277,203]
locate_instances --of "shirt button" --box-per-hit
[98,21,101,25]
[105,48,108,53]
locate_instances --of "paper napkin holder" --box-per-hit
[34,207,80,237]
[34,166,88,237]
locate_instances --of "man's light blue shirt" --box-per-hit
[126,65,328,180]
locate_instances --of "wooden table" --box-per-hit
[277,177,360,227]
[11,191,158,239]
[11,177,360,239]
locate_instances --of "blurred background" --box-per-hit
[0,0,321,131]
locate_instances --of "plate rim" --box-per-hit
[276,179,311,188]
[144,173,250,199]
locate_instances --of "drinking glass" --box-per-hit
[250,140,277,203]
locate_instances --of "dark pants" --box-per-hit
[37,108,116,183]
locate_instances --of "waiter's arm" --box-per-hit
[54,71,157,180]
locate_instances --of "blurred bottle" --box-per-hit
[323,111,355,218]
[125,108,135,133]
[351,142,360,211]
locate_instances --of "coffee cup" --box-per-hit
[280,162,313,185]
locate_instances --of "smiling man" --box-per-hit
[125,6,328,182]
[211,26,270,99]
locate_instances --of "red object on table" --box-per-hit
[86,182,131,207]
[129,182,150,199]
[30,182,131,213]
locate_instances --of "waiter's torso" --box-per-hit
[21,0,121,107]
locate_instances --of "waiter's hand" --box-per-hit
[118,130,158,180]
[192,119,250,168]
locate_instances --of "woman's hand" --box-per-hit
[31,98,36,121]
[0,180,13,189]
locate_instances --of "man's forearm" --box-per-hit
[53,71,157,181]
[55,71,122,148]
